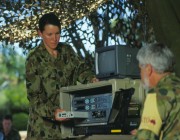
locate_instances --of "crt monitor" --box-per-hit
[95,45,140,80]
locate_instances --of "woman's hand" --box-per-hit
[91,77,99,83]
[55,109,70,121]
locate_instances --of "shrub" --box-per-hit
[13,113,28,131]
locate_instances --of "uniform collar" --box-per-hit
[39,42,60,60]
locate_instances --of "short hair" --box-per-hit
[38,12,61,32]
[136,42,175,73]
[3,114,13,121]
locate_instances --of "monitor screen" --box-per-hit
[98,49,116,75]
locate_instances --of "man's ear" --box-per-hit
[146,64,153,77]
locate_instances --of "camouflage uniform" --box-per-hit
[25,42,95,140]
[0,128,21,140]
[132,73,180,140]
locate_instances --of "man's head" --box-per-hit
[2,115,13,134]
[137,43,174,89]
[38,12,61,50]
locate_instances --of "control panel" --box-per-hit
[72,93,112,126]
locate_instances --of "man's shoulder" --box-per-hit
[168,73,180,86]
[162,73,180,84]
[148,74,180,101]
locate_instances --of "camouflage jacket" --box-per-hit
[0,128,21,140]
[132,73,180,140]
[25,42,95,139]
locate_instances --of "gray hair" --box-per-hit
[136,43,175,73]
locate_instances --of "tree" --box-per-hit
[0,45,28,115]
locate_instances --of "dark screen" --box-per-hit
[98,50,116,75]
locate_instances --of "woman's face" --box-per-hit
[39,24,60,50]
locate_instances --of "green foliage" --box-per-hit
[0,46,28,115]
[3,82,29,114]
[0,93,8,109]
[13,113,29,131]
[0,45,25,82]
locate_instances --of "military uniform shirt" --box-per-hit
[132,73,180,140]
[25,42,95,139]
